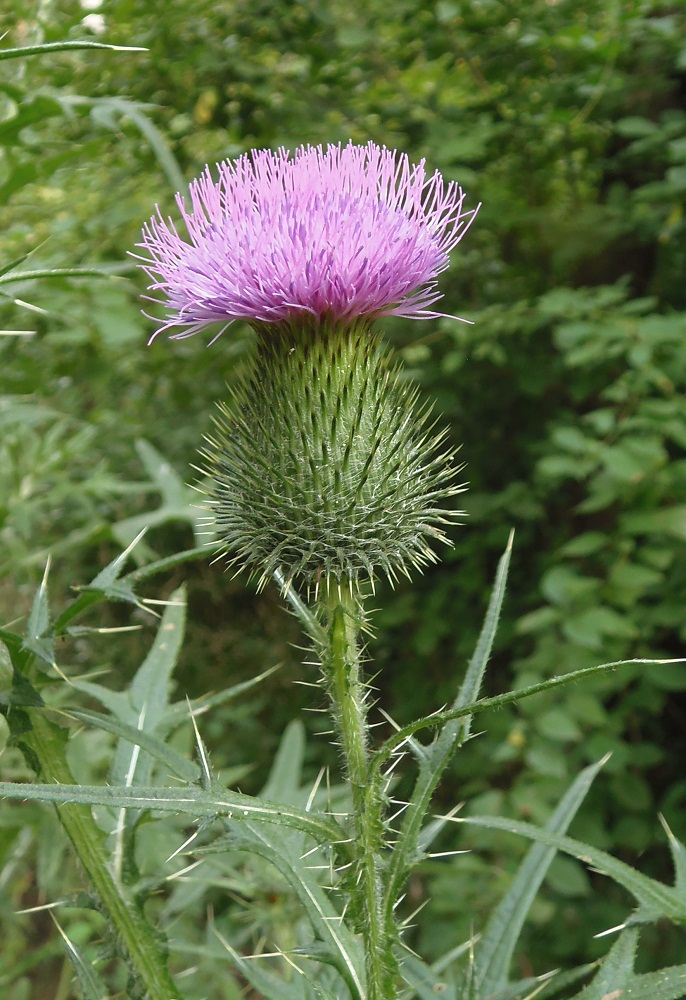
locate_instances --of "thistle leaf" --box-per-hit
[23,560,56,673]
[0,40,147,61]
[622,965,686,1000]
[52,916,108,1000]
[660,815,686,897]
[260,719,306,802]
[59,706,199,784]
[201,822,366,1000]
[0,781,345,846]
[473,756,607,996]
[109,585,186,789]
[458,816,686,922]
[111,440,202,556]
[384,534,513,917]
[209,930,310,1000]
[568,928,639,1000]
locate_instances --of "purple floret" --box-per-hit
[136,141,479,341]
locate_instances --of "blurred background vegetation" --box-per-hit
[1,0,686,995]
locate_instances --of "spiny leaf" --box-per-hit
[623,964,686,1000]
[397,945,458,1000]
[23,560,56,674]
[458,816,686,922]
[78,529,150,611]
[474,756,608,996]
[659,815,686,897]
[111,440,201,554]
[201,822,365,1000]
[58,706,199,783]
[0,631,40,706]
[374,657,686,768]
[164,663,281,722]
[384,534,513,919]
[0,40,147,61]
[567,928,638,1000]
[210,926,309,1000]
[51,915,108,1000]
[110,586,186,790]
[261,720,306,802]
[0,267,122,286]
[0,782,345,846]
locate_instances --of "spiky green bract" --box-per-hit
[201,320,464,593]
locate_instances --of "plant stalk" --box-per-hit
[23,708,183,1000]
[322,586,394,1000]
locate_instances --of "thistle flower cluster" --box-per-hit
[137,142,478,339]
[138,141,478,591]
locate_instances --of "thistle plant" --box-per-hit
[2,141,686,1000]
[138,141,478,997]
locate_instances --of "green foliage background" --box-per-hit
[2,0,686,993]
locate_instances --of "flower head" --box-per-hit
[137,142,479,340]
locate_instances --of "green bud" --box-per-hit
[201,320,465,593]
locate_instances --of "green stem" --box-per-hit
[322,587,395,1000]
[23,709,183,1000]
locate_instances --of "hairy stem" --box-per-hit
[23,709,183,1000]
[321,586,395,1000]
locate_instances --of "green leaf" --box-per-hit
[0,40,147,61]
[473,757,606,997]
[260,719,306,802]
[623,965,686,1000]
[22,562,56,674]
[0,628,32,682]
[569,928,638,1000]
[111,441,200,555]
[109,586,186,790]
[615,117,659,138]
[123,544,210,586]
[0,782,345,846]
[52,917,108,1000]
[398,941,490,1000]
[558,532,607,557]
[59,706,199,784]
[622,505,686,541]
[164,663,281,721]
[383,532,513,925]
[375,658,686,763]
[397,947,457,1000]
[106,97,186,193]
[562,607,637,649]
[459,816,686,922]
[660,816,686,897]
[0,94,64,144]
[0,267,124,287]
[61,94,186,192]
[534,708,582,742]
[206,930,308,1000]
[0,140,104,202]
[72,531,150,612]
[454,529,514,741]
[202,822,365,1000]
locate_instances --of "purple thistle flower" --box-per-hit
[136,142,479,341]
